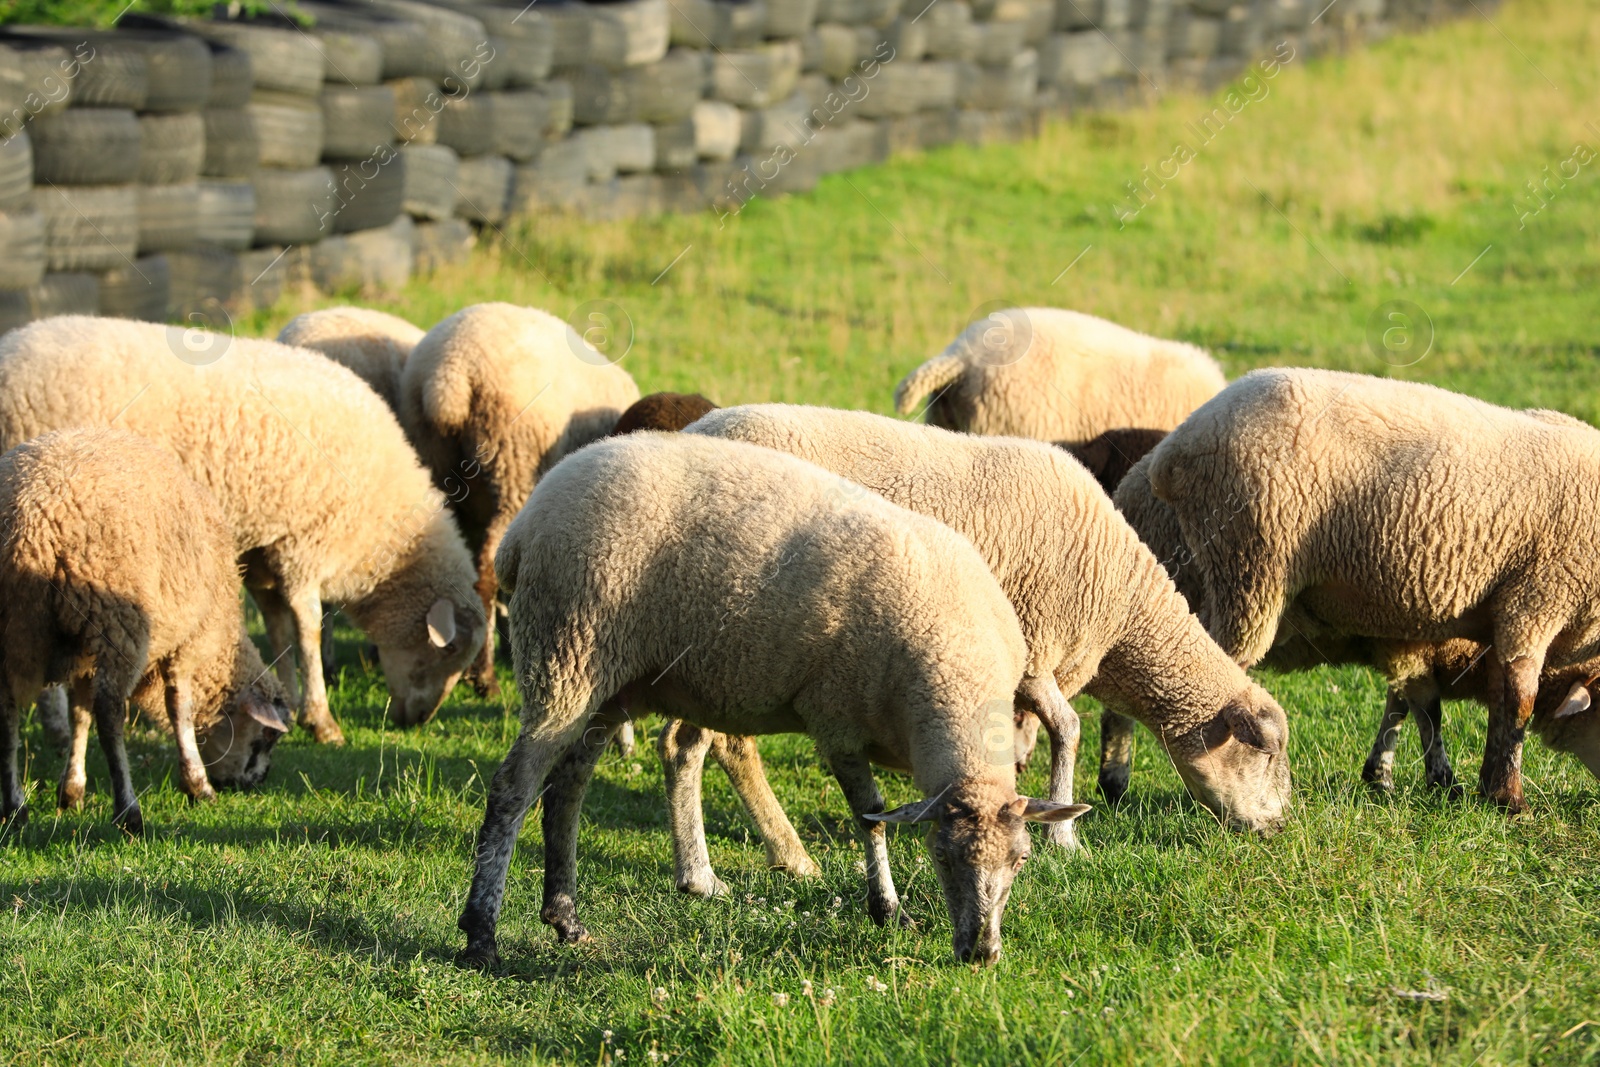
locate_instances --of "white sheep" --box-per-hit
[276,306,426,413]
[0,429,292,832]
[681,405,1291,869]
[458,433,1086,968]
[0,316,487,743]
[1145,368,1600,813]
[893,307,1226,444]
[400,302,640,697]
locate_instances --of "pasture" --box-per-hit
[4,0,1600,1062]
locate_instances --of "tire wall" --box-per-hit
[0,0,1481,327]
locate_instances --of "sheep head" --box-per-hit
[867,776,1087,965]
[1165,682,1292,834]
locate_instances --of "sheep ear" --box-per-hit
[1012,798,1091,823]
[427,598,457,648]
[863,796,942,824]
[1223,703,1280,754]
[243,692,290,734]
[1554,682,1592,719]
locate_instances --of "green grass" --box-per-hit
[8,0,1600,1062]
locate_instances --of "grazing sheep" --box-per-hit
[611,391,718,435]
[1145,368,1600,812]
[276,307,426,413]
[893,308,1225,443]
[400,303,640,697]
[0,429,292,832]
[683,404,1292,864]
[1061,427,1169,496]
[0,316,487,743]
[458,434,1085,968]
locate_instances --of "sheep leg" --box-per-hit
[253,587,302,706]
[35,685,71,755]
[1413,692,1457,791]
[56,681,93,811]
[710,731,820,878]
[1098,709,1136,805]
[826,753,907,928]
[466,511,513,699]
[0,688,24,824]
[1017,674,1081,849]
[164,680,216,804]
[1360,688,1410,793]
[287,591,344,746]
[458,724,569,969]
[540,709,626,944]
[1480,655,1539,814]
[91,681,141,835]
[656,718,728,897]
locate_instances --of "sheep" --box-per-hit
[0,429,292,832]
[400,302,640,697]
[276,306,425,413]
[1143,368,1600,813]
[893,308,1226,444]
[611,391,718,435]
[679,404,1291,876]
[458,433,1086,968]
[0,315,487,743]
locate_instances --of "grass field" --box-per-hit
[6,1,1600,1063]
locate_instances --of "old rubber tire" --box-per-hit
[327,152,405,233]
[118,31,214,112]
[0,207,46,289]
[317,29,384,87]
[97,253,170,322]
[187,22,323,97]
[399,143,458,220]
[202,108,260,178]
[197,180,256,250]
[165,246,245,320]
[321,84,397,161]
[249,92,326,169]
[137,182,201,253]
[412,216,474,274]
[488,90,546,162]
[296,2,431,80]
[251,166,337,245]
[8,33,148,108]
[0,272,98,333]
[206,43,254,108]
[0,130,33,212]
[237,246,288,313]
[308,214,414,292]
[435,94,494,157]
[388,76,441,145]
[138,112,205,185]
[7,43,73,118]
[453,155,513,224]
[29,109,142,186]
[33,185,139,271]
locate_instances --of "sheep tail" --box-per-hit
[892,352,965,417]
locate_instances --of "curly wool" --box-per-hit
[1146,368,1600,670]
[0,316,483,728]
[399,302,640,688]
[496,432,1028,792]
[276,306,425,412]
[893,308,1225,444]
[687,404,1291,828]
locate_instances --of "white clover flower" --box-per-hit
[651,987,669,1008]
[867,976,888,993]
[772,992,789,1007]
[801,979,814,997]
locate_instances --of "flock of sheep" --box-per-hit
[0,303,1595,968]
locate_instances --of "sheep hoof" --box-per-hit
[1426,769,1460,793]
[867,898,901,927]
[1097,769,1129,805]
[1359,763,1395,794]
[770,856,822,879]
[1,802,28,828]
[115,806,144,836]
[676,874,728,898]
[305,719,346,746]
[456,941,501,972]
[188,786,218,805]
[1042,820,1080,850]
[895,908,917,930]
[470,672,501,699]
[57,780,85,811]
